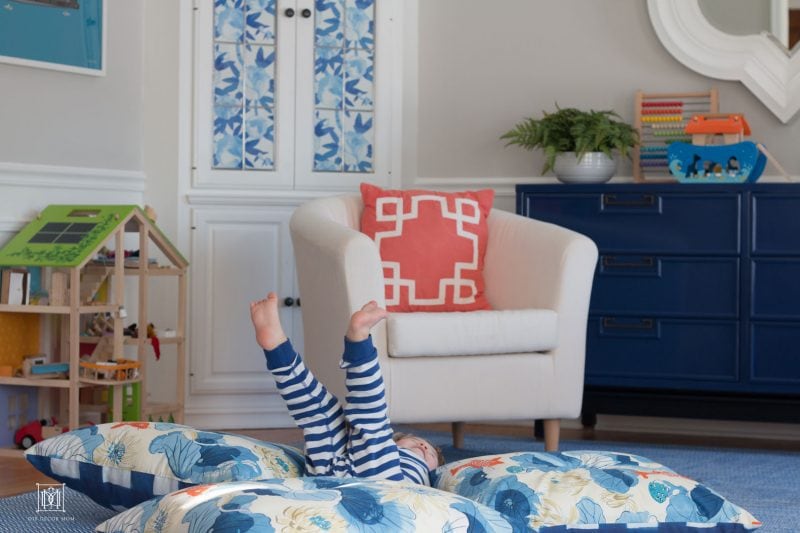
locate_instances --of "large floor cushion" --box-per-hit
[24,422,305,510]
[387,309,558,357]
[432,450,760,532]
[96,477,515,532]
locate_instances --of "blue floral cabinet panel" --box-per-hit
[312,0,375,173]
[213,0,276,170]
[211,0,375,174]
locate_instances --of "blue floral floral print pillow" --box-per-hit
[95,476,514,532]
[432,450,761,532]
[24,422,304,510]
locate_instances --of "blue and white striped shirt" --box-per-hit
[264,337,430,486]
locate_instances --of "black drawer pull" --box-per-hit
[602,256,655,268]
[602,317,655,330]
[602,194,656,207]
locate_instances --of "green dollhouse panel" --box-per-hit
[0,205,186,268]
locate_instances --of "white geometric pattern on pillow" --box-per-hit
[376,194,482,306]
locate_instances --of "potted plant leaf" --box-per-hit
[501,106,639,183]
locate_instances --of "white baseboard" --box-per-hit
[185,408,294,430]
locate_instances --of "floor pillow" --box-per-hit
[95,476,515,532]
[432,450,761,532]
[24,421,305,510]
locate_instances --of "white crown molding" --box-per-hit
[186,190,333,207]
[412,177,560,197]
[647,0,800,123]
[0,161,146,192]
[0,220,25,233]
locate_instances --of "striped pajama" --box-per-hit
[264,337,430,486]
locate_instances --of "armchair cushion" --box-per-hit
[387,309,558,357]
[360,183,494,312]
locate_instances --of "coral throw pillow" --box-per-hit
[360,183,494,312]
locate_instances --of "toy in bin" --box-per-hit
[667,113,788,183]
[15,417,68,449]
[80,359,141,381]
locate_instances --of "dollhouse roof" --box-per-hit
[684,114,751,136]
[0,205,187,268]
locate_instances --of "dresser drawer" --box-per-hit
[750,322,800,386]
[752,193,800,255]
[751,259,800,319]
[520,192,740,254]
[593,255,739,317]
[586,317,738,383]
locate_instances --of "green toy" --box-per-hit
[0,205,185,268]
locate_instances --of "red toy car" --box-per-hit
[15,418,68,449]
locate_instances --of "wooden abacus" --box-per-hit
[633,89,719,182]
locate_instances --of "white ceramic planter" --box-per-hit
[553,152,617,184]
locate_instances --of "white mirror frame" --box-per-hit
[647,0,800,123]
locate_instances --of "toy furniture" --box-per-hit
[517,183,800,428]
[666,113,789,183]
[632,89,719,182]
[684,113,749,145]
[0,205,188,455]
[289,195,598,451]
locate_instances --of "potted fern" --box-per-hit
[501,106,638,183]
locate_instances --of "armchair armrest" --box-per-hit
[290,197,385,314]
[289,197,387,399]
[484,209,598,413]
[484,208,598,315]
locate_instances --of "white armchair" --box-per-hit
[289,194,598,451]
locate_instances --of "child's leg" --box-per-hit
[340,302,403,481]
[251,293,347,476]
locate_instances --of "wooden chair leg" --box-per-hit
[452,422,465,449]
[543,418,560,452]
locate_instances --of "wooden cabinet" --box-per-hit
[183,0,403,428]
[517,183,800,425]
[0,205,187,454]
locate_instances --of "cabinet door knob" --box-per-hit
[296,298,301,307]
[301,8,312,18]
[284,7,295,17]
[284,297,295,307]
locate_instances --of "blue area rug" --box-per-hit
[1,431,796,532]
[0,486,115,532]
[403,427,800,533]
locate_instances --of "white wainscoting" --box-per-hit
[0,162,146,228]
[410,176,558,213]
[183,199,304,430]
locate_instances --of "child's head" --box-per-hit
[393,433,444,470]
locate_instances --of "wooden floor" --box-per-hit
[2,422,798,498]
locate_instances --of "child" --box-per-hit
[250,292,444,486]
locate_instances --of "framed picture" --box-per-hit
[0,0,106,76]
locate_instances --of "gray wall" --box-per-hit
[414,0,800,180]
[0,1,144,170]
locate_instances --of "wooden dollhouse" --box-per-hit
[0,205,188,454]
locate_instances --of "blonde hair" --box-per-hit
[392,432,445,468]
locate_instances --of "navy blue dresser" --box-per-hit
[517,183,800,425]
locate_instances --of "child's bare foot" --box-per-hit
[346,300,387,342]
[250,292,287,350]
